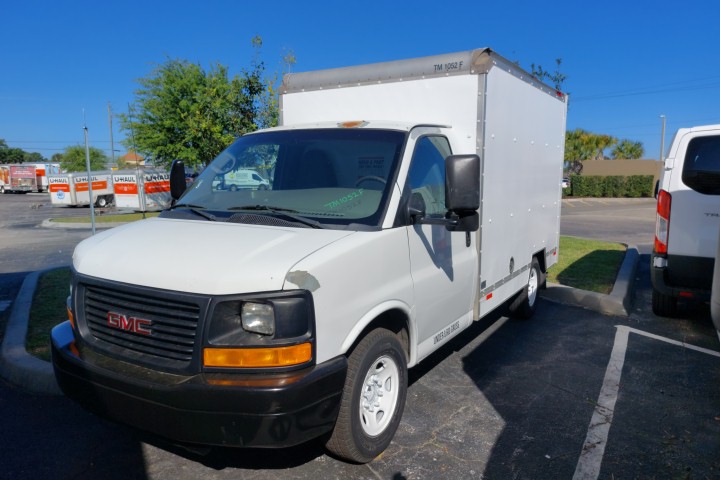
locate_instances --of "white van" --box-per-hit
[651,124,720,316]
[218,168,269,191]
[52,48,567,463]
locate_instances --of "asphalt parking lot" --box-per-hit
[0,195,718,479]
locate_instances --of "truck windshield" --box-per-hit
[175,128,406,228]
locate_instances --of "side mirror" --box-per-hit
[446,154,480,211]
[170,160,187,201]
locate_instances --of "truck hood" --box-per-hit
[72,217,354,295]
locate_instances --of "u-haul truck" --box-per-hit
[47,171,114,207]
[112,169,171,211]
[0,164,37,193]
[53,48,567,463]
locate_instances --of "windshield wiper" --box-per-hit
[228,205,323,229]
[172,203,218,222]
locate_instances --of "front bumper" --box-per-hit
[51,321,347,448]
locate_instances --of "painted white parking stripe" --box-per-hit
[573,325,720,480]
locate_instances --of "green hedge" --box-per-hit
[568,174,654,198]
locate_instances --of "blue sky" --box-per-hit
[2,0,719,162]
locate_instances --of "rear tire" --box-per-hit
[326,328,407,463]
[652,289,678,317]
[96,196,108,208]
[509,258,542,319]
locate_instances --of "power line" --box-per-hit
[573,75,720,102]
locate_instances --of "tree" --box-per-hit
[119,38,279,170]
[24,151,45,163]
[565,129,618,162]
[611,139,645,159]
[531,58,567,92]
[60,145,108,172]
[51,153,63,164]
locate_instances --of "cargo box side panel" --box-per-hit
[281,75,479,155]
[478,67,566,316]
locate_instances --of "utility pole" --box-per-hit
[659,115,666,163]
[108,102,115,166]
[83,116,96,235]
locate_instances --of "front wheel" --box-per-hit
[509,258,542,319]
[326,328,407,463]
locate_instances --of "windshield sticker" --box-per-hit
[324,189,364,210]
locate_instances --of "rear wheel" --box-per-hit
[96,196,108,208]
[652,289,678,317]
[509,258,542,319]
[326,328,407,463]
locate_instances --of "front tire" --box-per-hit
[326,328,407,463]
[509,258,542,319]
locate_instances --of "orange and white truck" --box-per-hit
[47,171,114,207]
[111,169,171,211]
[0,164,37,194]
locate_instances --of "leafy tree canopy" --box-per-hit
[119,37,290,170]
[565,129,620,162]
[60,145,108,172]
[611,139,645,159]
[0,139,47,164]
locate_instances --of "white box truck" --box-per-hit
[112,169,171,211]
[47,171,114,207]
[652,124,720,317]
[52,48,567,463]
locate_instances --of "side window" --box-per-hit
[408,136,452,215]
[683,135,720,195]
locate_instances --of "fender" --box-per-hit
[339,299,418,367]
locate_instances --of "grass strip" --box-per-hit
[547,236,626,294]
[51,212,160,223]
[26,267,72,361]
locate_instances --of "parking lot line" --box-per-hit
[572,325,720,480]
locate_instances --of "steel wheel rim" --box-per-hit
[528,266,539,306]
[359,354,400,437]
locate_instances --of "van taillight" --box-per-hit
[654,189,671,254]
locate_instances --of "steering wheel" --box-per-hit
[355,176,387,187]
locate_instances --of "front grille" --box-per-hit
[82,283,202,369]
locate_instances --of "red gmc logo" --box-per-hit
[107,311,152,335]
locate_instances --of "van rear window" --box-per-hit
[682,135,720,195]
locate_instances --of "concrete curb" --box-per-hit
[0,268,62,395]
[540,245,640,317]
[0,245,641,396]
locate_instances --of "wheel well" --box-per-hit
[534,249,547,274]
[348,309,410,363]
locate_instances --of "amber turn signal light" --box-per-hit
[203,343,312,368]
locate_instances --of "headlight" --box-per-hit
[205,291,316,370]
[241,302,275,335]
[207,292,314,346]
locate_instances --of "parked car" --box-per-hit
[651,124,720,316]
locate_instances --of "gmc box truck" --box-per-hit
[52,48,567,463]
